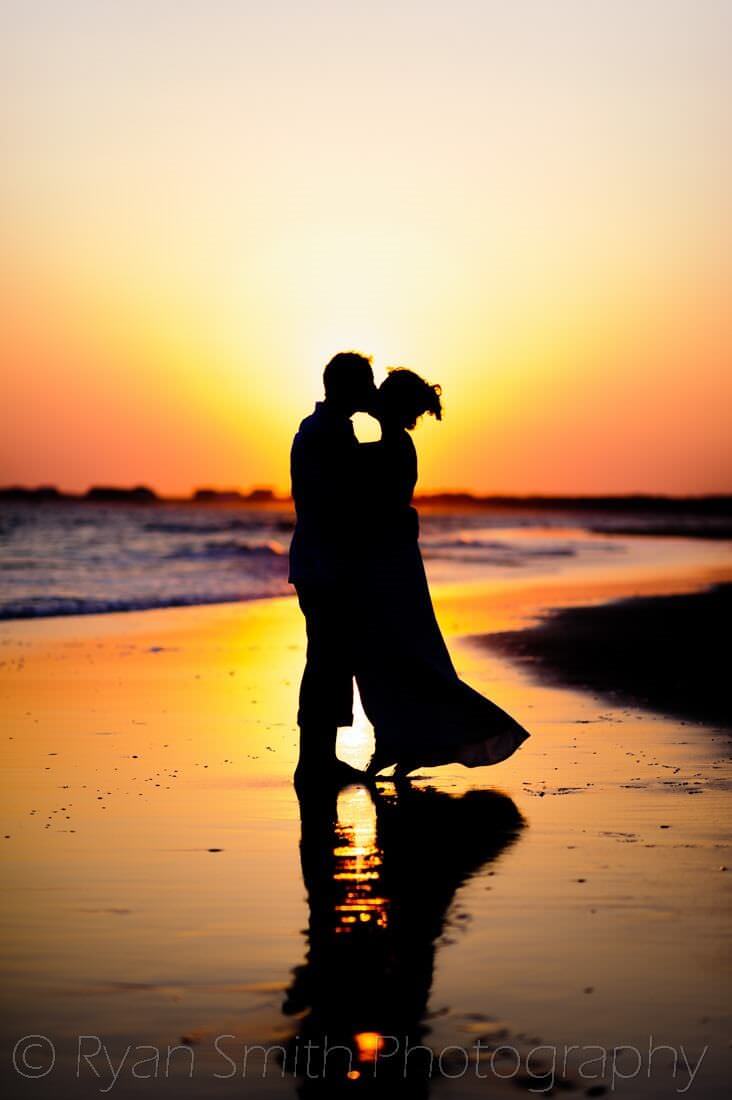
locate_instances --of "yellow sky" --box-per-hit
[1,0,731,495]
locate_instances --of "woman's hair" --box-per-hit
[379,368,443,429]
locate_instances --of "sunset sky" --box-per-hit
[2,0,731,496]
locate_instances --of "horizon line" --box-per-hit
[2,484,731,506]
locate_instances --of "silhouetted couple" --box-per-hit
[289,351,529,785]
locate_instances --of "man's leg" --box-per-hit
[295,585,356,777]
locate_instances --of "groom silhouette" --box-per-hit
[289,352,377,783]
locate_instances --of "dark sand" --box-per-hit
[479,582,731,729]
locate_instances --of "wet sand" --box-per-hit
[1,555,731,1098]
[480,583,732,728]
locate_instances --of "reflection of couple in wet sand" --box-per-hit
[289,351,530,784]
[282,782,525,1095]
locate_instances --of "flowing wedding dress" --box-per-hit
[354,429,530,773]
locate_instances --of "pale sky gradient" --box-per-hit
[2,0,731,495]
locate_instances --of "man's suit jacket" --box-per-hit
[289,402,358,589]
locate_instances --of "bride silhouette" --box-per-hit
[355,369,529,777]
[279,781,525,1095]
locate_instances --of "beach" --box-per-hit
[1,543,731,1098]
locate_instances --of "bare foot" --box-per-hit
[294,758,366,790]
[366,751,392,777]
[331,759,367,785]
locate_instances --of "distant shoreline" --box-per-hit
[2,483,731,514]
[3,486,732,541]
[479,582,732,729]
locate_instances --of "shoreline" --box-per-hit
[4,493,732,626]
[4,554,731,737]
[0,587,294,625]
[2,540,731,631]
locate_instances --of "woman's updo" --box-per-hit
[379,368,443,430]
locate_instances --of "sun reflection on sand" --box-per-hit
[333,785,388,932]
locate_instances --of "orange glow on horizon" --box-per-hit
[2,2,731,495]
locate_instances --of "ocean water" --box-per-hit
[0,500,724,620]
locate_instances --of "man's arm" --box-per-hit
[292,427,347,522]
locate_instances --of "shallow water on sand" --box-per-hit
[1,563,731,1098]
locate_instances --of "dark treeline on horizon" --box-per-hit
[1,483,731,516]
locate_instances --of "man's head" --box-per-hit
[322,351,376,415]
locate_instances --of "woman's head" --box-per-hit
[378,368,442,430]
